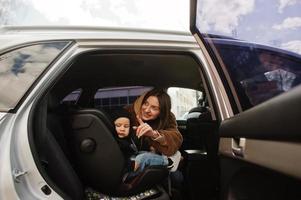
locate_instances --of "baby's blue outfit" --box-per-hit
[135,152,168,173]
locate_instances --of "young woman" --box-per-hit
[127,88,183,157]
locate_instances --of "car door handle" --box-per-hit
[232,138,245,157]
[232,146,244,157]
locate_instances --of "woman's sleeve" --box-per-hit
[149,114,183,156]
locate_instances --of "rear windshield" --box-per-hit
[0,42,70,111]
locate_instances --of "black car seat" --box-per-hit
[66,108,169,196]
[184,105,219,199]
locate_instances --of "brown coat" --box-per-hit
[127,93,183,156]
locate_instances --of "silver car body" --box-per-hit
[2,25,301,199]
[0,26,232,199]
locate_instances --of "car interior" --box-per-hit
[30,51,220,200]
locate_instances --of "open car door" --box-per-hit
[190,0,301,199]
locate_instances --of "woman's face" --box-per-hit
[141,96,160,121]
[114,117,130,138]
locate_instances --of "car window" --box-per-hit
[214,42,301,109]
[94,86,152,112]
[167,87,204,120]
[195,0,301,110]
[0,42,70,111]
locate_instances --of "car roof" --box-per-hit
[0,26,195,50]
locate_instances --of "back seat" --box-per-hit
[66,108,169,196]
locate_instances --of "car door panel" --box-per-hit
[197,39,301,199]
[219,86,301,183]
[220,155,301,200]
[190,0,301,199]
[220,85,301,140]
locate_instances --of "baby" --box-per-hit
[111,109,169,177]
[112,109,138,163]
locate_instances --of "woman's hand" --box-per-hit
[135,115,156,138]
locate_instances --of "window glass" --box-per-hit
[94,86,152,112]
[168,87,203,120]
[0,41,70,111]
[214,41,301,109]
[195,0,301,110]
[120,97,127,104]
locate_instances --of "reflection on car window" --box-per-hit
[215,42,301,109]
[195,0,301,111]
[0,42,70,111]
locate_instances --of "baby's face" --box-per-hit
[114,117,130,138]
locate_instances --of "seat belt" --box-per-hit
[35,94,49,167]
[167,151,181,197]
[168,172,172,197]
